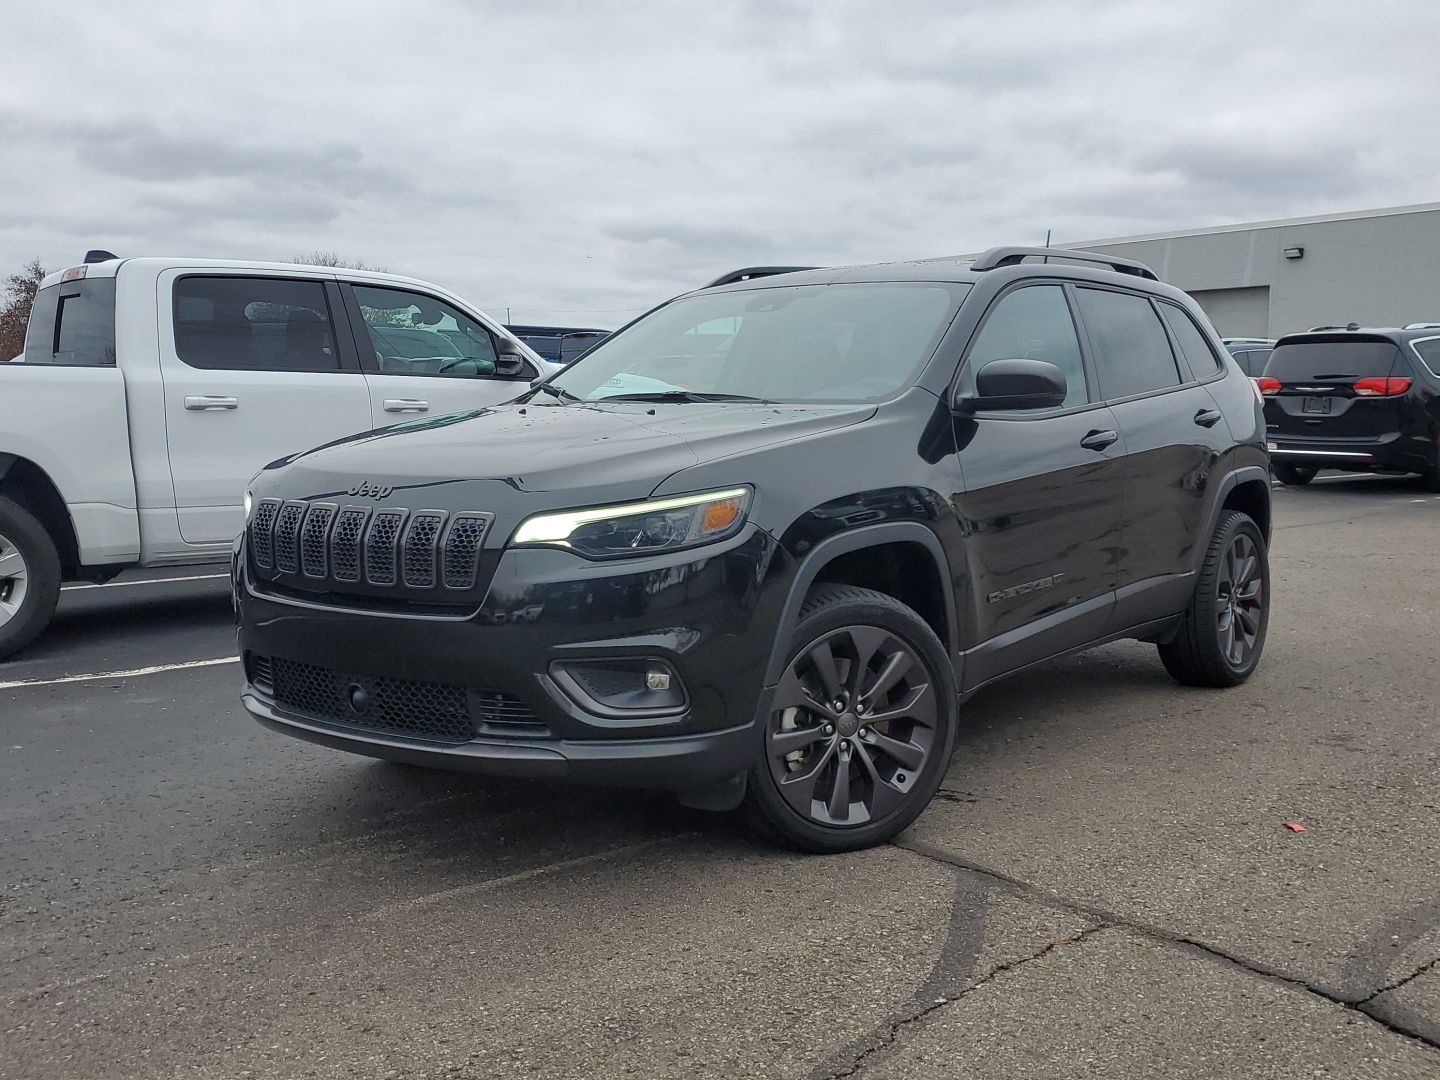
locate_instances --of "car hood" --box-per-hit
[260,399,876,505]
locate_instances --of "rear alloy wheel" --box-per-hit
[1272,463,1317,486]
[0,497,62,660]
[1158,510,1268,688]
[747,584,956,853]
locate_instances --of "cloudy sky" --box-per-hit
[2,0,1436,327]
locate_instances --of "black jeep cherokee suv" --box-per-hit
[1260,324,1440,487]
[235,246,1272,852]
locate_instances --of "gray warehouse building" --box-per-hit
[1064,201,1439,339]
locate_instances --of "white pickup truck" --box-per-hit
[0,253,554,658]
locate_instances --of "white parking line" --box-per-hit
[61,573,230,592]
[0,656,240,691]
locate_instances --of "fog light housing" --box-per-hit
[550,658,687,718]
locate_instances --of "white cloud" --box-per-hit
[0,0,1436,327]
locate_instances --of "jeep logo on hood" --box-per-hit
[346,481,393,499]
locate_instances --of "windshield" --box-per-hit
[552,282,966,402]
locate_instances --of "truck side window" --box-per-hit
[22,279,117,366]
[173,276,340,372]
[351,286,502,378]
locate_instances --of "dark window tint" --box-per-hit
[23,279,117,366]
[1159,303,1223,376]
[1236,349,1272,376]
[1075,288,1180,399]
[174,277,339,372]
[964,285,1087,408]
[1265,340,1400,382]
[352,285,500,378]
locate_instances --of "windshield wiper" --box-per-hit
[527,382,581,403]
[596,391,769,403]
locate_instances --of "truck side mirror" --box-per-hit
[495,341,530,378]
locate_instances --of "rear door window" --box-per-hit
[23,279,117,365]
[173,276,340,372]
[1075,288,1181,400]
[1264,339,1399,382]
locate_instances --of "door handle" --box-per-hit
[1194,408,1223,428]
[383,399,430,413]
[1080,429,1119,451]
[184,396,238,411]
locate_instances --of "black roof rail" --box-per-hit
[971,246,1158,281]
[1307,323,1360,332]
[704,266,818,289]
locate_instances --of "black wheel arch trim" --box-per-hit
[761,521,959,687]
[1199,465,1272,562]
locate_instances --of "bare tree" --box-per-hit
[0,258,47,361]
[290,251,386,273]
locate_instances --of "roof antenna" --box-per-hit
[1043,229,1051,265]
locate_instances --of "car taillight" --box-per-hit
[1255,377,1282,396]
[1351,377,1411,397]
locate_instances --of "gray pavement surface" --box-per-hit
[3,480,1439,1078]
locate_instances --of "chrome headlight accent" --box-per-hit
[512,487,752,559]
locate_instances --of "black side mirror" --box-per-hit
[959,358,1067,412]
[494,341,530,378]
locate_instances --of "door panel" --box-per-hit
[156,270,373,546]
[955,407,1124,687]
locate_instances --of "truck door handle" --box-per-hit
[1080,429,1119,451]
[184,396,238,411]
[1194,408,1223,428]
[383,399,430,413]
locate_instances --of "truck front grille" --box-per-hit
[247,498,493,605]
[252,654,547,741]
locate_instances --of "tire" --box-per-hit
[1272,463,1317,486]
[745,584,957,853]
[1418,468,1440,494]
[0,496,62,660]
[1157,510,1268,688]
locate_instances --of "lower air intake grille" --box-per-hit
[259,656,545,742]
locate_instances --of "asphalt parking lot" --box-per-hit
[4,477,1440,1079]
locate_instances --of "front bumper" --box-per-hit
[243,690,760,788]
[236,525,792,791]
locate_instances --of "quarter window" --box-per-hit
[351,286,501,378]
[23,279,117,366]
[173,277,340,372]
[1159,303,1224,376]
[963,285,1088,409]
[1075,288,1181,400]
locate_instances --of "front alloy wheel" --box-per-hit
[748,584,956,852]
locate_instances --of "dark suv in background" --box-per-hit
[235,247,1271,852]
[1261,324,1440,486]
[504,324,610,365]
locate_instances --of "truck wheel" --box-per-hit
[746,584,957,853]
[1272,463,1317,486]
[0,497,62,660]
[1157,510,1268,688]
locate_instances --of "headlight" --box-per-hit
[512,487,752,558]
[243,489,253,520]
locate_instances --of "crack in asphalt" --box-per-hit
[816,924,1109,1080]
[892,837,1440,1055]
